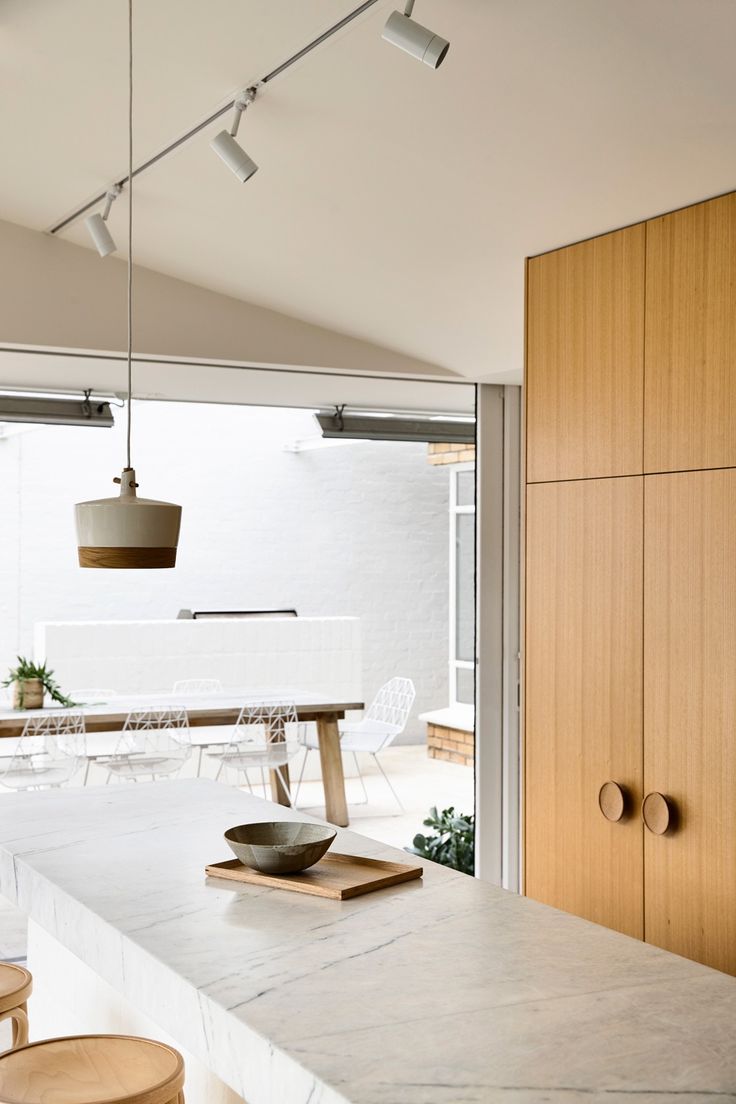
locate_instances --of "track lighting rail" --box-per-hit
[48,0,382,236]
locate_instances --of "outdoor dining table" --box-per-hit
[0,690,364,827]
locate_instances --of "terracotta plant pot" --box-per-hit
[12,678,44,710]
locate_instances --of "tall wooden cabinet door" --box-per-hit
[644,470,736,974]
[525,477,644,938]
[645,193,736,474]
[526,224,645,483]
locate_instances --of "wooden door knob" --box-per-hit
[642,791,671,835]
[598,781,626,822]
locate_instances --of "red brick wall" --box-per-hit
[427,723,474,767]
[427,443,476,466]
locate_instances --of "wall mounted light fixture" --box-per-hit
[0,391,114,428]
[316,406,473,444]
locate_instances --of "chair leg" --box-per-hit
[215,758,224,782]
[352,752,369,804]
[260,767,268,799]
[196,745,204,778]
[293,747,310,805]
[13,1003,29,1049]
[83,757,91,786]
[373,752,405,813]
[0,1003,29,1049]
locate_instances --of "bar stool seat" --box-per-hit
[0,962,32,1050]
[0,1034,185,1104]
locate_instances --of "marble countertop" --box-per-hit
[1,779,735,1103]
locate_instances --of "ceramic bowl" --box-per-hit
[224,821,337,875]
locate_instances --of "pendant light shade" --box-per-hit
[76,468,182,569]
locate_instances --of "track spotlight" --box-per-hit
[382,1,449,69]
[210,88,259,182]
[84,185,121,257]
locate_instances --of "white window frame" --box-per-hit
[449,461,476,707]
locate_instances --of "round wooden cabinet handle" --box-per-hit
[598,781,626,822]
[642,791,671,835]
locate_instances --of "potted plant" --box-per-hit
[408,805,475,875]
[2,657,75,711]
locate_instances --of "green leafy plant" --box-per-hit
[2,657,75,708]
[408,805,475,875]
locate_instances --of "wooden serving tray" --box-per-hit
[205,852,422,899]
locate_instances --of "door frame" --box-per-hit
[474,384,521,889]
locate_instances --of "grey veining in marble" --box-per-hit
[0,779,735,1104]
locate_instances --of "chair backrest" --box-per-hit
[172,678,223,695]
[123,706,189,732]
[0,711,86,789]
[116,706,190,759]
[227,701,302,768]
[21,710,87,756]
[233,701,301,747]
[69,689,117,704]
[365,678,416,734]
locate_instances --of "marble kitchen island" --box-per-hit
[1,780,735,1103]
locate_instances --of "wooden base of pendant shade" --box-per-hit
[77,546,177,569]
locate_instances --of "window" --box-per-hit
[449,463,475,706]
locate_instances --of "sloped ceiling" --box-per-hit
[1,0,736,382]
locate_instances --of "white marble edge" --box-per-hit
[0,780,735,1104]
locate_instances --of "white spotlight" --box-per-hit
[211,88,259,182]
[382,1,449,69]
[84,185,121,257]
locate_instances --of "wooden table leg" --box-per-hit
[269,763,291,807]
[316,714,349,827]
[266,716,292,807]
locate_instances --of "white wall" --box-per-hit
[0,402,449,741]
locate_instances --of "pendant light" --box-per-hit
[75,0,182,569]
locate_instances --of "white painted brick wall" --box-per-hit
[34,616,361,703]
[0,402,450,741]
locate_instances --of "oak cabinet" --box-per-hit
[644,470,736,974]
[526,224,645,483]
[526,470,736,970]
[525,477,643,939]
[645,193,736,474]
[524,189,736,974]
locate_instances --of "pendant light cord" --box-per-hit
[126,0,133,471]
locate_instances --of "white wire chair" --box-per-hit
[0,711,86,791]
[172,679,224,777]
[295,677,416,812]
[69,689,118,785]
[104,706,191,783]
[206,701,303,805]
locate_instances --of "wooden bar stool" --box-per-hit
[0,962,32,1050]
[0,1034,185,1103]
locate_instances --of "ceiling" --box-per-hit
[2,0,736,383]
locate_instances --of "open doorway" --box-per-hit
[0,384,479,850]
